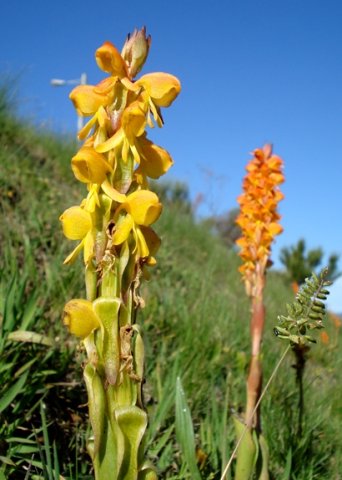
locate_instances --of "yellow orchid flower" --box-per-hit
[124,190,162,225]
[137,72,181,107]
[63,299,100,338]
[136,72,181,126]
[61,29,180,478]
[59,205,95,264]
[95,41,128,78]
[135,136,173,180]
[71,146,113,184]
[112,190,162,258]
[70,77,117,117]
[95,101,147,164]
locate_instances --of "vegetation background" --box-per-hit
[0,85,341,479]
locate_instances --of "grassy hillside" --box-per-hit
[0,90,341,479]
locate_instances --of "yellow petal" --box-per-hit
[63,299,100,338]
[85,185,101,213]
[112,214,134,245]
[267,222,283,236]
[95,41,127,77]
[125,190,162,226]
[148,97,163,127]
[93,76,117,95]
[146,256,157,266]
[135,226,149,258]
[63,241,84,265]
[83,231,95,264]
[71,147,112,184]
[121,101,147,140]
[95,128,124,153]
[121,76,141,92]
[137,73,181,107]
[139,226,161,255]
[70,85,109,116]
[60,206,92,240]
[138,137,173,178]
[78,114,98,140]
[101,179,127,203]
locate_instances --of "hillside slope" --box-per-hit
[0,95,341,479]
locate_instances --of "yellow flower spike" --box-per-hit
[71,147,113,184]
[125,190,162,226]
[137,136,173,179]
[95,41,128,78]
[63,299,100,338]
[62,30,181,478]
[60,206,92,240]
[137,72,181,107]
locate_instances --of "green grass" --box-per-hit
[0,85,341,479]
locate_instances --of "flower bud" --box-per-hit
[121,27,151,78]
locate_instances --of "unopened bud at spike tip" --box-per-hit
[122,27,151,79]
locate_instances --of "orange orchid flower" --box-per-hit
[236,144,284,298]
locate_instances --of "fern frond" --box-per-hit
[274,268,332,345]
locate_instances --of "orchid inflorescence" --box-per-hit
[59,28,180,479]
[236,144,284,300]
[233,145,284,479]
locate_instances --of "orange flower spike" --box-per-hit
[236,144,284,296]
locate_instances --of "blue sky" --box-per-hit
[1,0,341,310]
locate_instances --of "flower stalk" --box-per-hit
[221,268,331,480]
[234,144,284,479]
[60,28,180,479]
